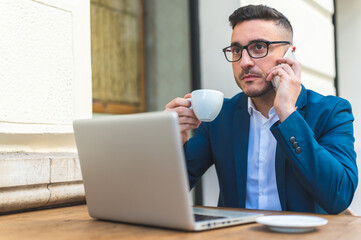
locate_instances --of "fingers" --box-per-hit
[165,97,191,109]
[184,93,191,99]
[165,94,197,121]
[175,107,201,127]
[164,95,201,140]
[166,105,198,119]
[277,57,299,68]
[179,115,201,127]
[266,64,296,82]
[276,57,301,79]
[179,115,200,145]
[266,58,301,83]
[179,122,200,132]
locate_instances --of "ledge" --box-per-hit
[0,122,74,134]
[0,152,85,213]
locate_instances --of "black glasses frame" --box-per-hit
[222,41,291,62]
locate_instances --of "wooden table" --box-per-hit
[0,204,360,240]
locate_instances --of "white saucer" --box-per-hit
[256,215,328,233]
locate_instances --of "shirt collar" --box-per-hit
[247,97,277,118]
[247,97,255,115]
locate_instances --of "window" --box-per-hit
[91,0,145,114]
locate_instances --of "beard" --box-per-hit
[243,82,274,97]
[235,68,274,98]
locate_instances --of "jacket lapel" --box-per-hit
[233,94,250,208]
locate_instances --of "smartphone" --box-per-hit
[272,47,297,91]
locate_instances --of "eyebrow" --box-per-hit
[230,42,242,47]
[230,38,269,47]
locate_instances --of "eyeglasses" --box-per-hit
[222,41,291,62]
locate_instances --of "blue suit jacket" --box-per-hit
[184,86,358,214]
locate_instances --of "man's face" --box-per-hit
[231,20,291,98]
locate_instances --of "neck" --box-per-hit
[251,89,276,118]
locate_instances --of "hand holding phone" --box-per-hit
[272,47,297,91]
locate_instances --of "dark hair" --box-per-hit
[229,5,293,37]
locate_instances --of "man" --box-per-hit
[165,5,358,214]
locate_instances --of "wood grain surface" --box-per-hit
[0,204,360,240]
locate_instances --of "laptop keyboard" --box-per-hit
[194,214,227,222]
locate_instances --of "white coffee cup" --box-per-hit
[189,89,224,122]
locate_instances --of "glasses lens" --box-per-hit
[248,42,268,58]
[225,46,242,62]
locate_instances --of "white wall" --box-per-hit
[199,0,241,99]
[0,0,90,213]
[336,0,361,215]
[0,0,91,152]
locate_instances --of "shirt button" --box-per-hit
[295,147,302,154]
[289,136,296,143]
[292,142,299,148]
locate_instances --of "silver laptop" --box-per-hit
[73,111,263,231]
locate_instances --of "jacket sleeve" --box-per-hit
[183,123,214,189]
[271,99,358,214]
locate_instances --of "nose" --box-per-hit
[238,49,255,69]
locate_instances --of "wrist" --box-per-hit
[277,106,297,122]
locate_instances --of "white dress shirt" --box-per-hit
[245,97,282,211]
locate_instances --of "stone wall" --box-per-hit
[0,153,84,213]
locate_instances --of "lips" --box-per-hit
[241,74,260,81]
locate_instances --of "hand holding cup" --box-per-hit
[189,89,224,122]
[165,89,224,144]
